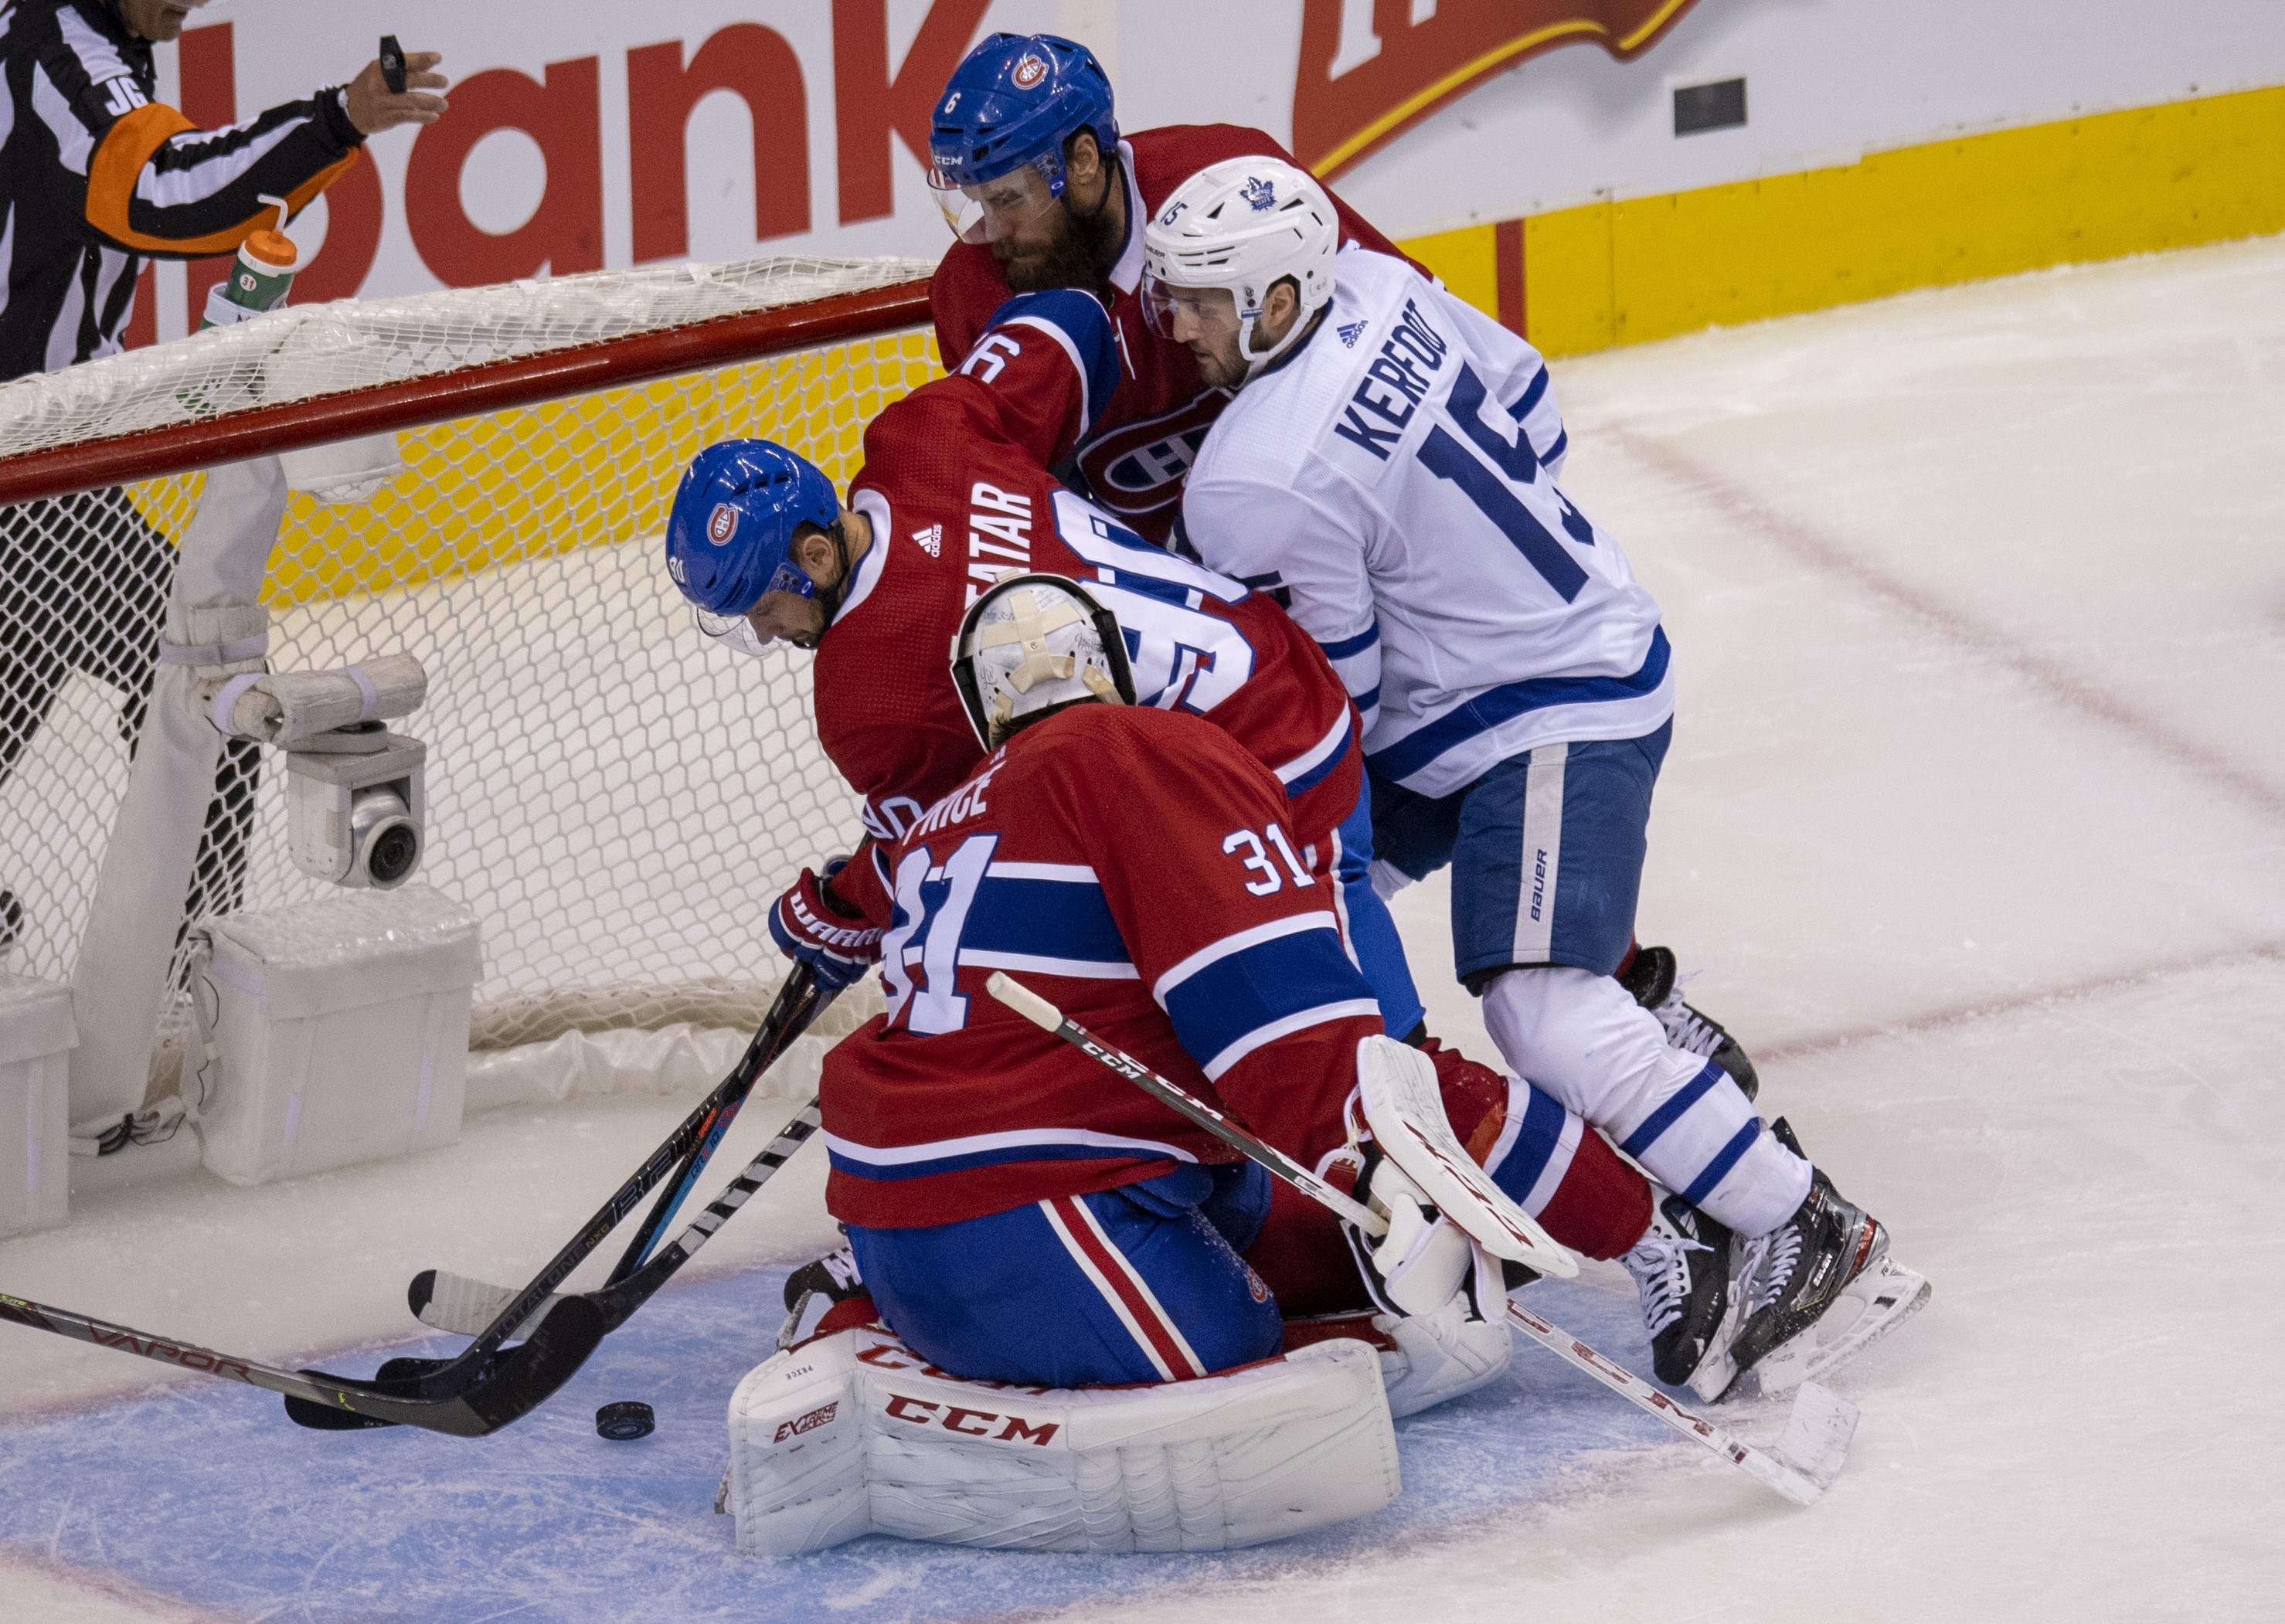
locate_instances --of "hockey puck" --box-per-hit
[595,1401,655,1441]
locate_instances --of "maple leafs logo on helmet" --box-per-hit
[708,503,740,545]
[1241,175,1277,211]
[1011,53,1048,89]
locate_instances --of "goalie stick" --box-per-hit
[984,971,1858,1507]
[410,1097,824,1340]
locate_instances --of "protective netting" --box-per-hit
[0,255,939,1060]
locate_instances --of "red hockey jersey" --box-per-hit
[815,294,1360,912]
[930,124,1413,542]
[820,702,1382,1228]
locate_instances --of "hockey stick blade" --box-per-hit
[1504,1300,1838,1506]
[410,1100,828,1339]
[1770,1381,1859,1490]
[281,1296,606,1435]
[0,1290,605,1438]
[982,974,1845,1509]
[380,970,829,1413]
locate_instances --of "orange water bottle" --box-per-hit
[199,195,301,329]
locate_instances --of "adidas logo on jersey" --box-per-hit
[1338,321,1369,348]
[912,524,943,557]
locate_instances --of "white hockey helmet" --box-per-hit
[1140,156,1337,381]
[951,572,1135,748]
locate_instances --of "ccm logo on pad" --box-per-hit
[773,1401,838,1442]
[881,1392,1061,1446]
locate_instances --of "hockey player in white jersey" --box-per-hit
[1145,157,1928,1396]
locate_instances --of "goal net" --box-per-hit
[0,256,935,1096]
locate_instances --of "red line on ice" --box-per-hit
[1755,938,2285,1063]
[1613,432,2285,827]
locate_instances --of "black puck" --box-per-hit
[595,1400,655,1441]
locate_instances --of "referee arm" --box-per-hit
[27,3,447,259]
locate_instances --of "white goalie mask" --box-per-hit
[1141,156,1338,382]
[951,573,1136,748]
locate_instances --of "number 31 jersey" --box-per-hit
[818,703,1381,1230]
[1182,249,1673,800]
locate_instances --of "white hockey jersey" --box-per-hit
[1181,249,1671,799]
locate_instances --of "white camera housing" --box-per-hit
[286,726,427,889]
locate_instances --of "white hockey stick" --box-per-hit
[985,971,1855,1507]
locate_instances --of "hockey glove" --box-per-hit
[1335,1141,1479,1319]
[768,858,883,993]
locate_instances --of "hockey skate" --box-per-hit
[776,1244,871,1350]
[1619,1187,1743,1402]
[1731,1120,1930,1395]
[1618,943,1759,1100]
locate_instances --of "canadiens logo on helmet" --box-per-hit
[1241,175,1277,211]
[1011,53,1047,88]
[707,503,739,545]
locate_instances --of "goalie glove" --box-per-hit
[1334,1141,1487,1319]
[767,858,883,992]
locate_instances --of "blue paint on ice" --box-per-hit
[0,1266,1685,1622]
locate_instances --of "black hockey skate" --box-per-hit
[777,1245,868,1350]
[1619,1188,1742,1402]
[1618,944,1759,1100]
[1731,1119,1930,1394]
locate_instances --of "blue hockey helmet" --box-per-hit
[927,34,1117,243]
[663,439,840,618]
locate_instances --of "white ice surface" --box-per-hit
[5,233,2284,1620]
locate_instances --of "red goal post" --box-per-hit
[0,257,933,1067]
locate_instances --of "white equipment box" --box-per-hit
[0,973,76,1238]
[195,885,480,1186]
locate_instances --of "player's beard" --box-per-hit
[995,193,1121,294]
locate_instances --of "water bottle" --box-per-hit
[199,195,301,330]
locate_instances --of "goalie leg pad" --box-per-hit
[726,1326,1401,1556]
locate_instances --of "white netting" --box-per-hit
[0,256,932,457]
[0,255,939,1065]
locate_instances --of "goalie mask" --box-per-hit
[951,573,1135,748]
[1141,156,1337,382]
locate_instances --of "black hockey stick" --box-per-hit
[605,1010,787,1283]
[270,967,831,1432]
[0,1289,604,1438]
[408,1096,824,1340]
[984,972,1859,1506]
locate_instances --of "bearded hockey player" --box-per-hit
[924,32,1413,543]
[723,575,1526,1555]
[1150,158,1931,1397]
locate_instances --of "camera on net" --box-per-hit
[285,724,427,889]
